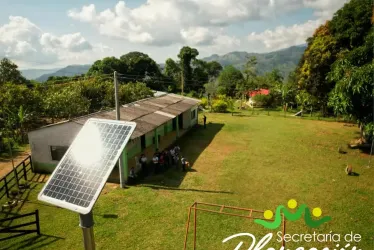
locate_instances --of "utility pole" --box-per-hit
[114,71,126,188]
[181,71,184,96]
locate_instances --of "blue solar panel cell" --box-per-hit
[38,118,136,214]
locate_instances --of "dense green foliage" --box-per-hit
[217,65,244,97]
[0,58,28,85]
[0,60,153,149]
[296,0,373,140]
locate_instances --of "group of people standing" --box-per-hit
[129,145,189,183]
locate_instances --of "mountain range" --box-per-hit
[21,44,307,81]
[202,44,306,77]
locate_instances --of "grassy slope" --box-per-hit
[1,114,373,250]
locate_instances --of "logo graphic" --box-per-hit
[254,199,331,229]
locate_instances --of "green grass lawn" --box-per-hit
[1,114,373,250]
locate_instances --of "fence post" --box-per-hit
[29,155,33,172]
[23,161,27,181]
[4,178,9,198]
[35,210,41,235]
[14,167,19,185]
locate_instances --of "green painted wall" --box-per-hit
[145,132,153,147]
[121,147,128,180]
[127,140,141,158]
[165,120,173,133]
[157,125,165,136]
[34,161,57,174]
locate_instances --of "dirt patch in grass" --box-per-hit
[0,150,31,178]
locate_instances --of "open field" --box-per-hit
[1,114,373,249]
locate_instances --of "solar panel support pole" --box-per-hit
[114,71,126,188]
[79,212,95,250]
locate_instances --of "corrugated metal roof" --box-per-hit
[31,93,200,138]
[136,112,171,127]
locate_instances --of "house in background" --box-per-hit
[246,89,270,107]
[28,93,200,183]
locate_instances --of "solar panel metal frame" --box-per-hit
[38,118,136,214]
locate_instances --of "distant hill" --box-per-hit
[202,45,307,78]
[36,64,91,82]
[21,68,61,80]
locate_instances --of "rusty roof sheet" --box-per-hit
[142,100,168,108]
[129,102,160,113]
[136,112,171,127]
[160,107,183,116]
[33,93,200,138]
[130,119,156,138]
[167,101,197,113]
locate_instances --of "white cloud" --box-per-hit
[0,16,100,67]
[246,0,348,51]
[303,0,350,19]
[247,19,324,50]
[68,0,348,49]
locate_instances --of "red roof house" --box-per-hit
[248,89,270,98]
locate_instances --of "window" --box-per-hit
[191,109,196,119]
[50,146,69,161]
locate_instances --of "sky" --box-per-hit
[0,0,349,69]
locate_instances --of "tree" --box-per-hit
[177,46,199,93]
[329,0,372,49]
[296,90,316,116]
[325,0,373,141]
[191,59,209,93]
[43,83,90,122]
[217,65,244,97]
[87,57,127,76]
[0,83,42,143]
[328,59,374,140]
[206,61,223,79]
[164,58,181,92]
[296,21,338,115]
[0,58,27,85]
[120,52,161,77]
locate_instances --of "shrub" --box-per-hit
[363,123,374,143]
[212,99,228,113]
[252,94,271,107]
[200,97,208,108]
[187,90,198,98]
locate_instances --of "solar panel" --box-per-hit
[38,118,136,214]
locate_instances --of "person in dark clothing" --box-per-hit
[159,152,165,173]
[140,154,148,177]
[128,167,137,185]
[163,150,170,170]
[181,156,186,172]
[152,153,159,175]
[203,115,207,128]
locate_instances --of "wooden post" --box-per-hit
[184,207,192,250]
[181,72,184,96]
[29,155,33,172]
[22,161,27,180]
[194,203,197,250]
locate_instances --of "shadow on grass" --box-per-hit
[347,143,373,155]
[135,123,224,188]
[1,233,64,250]
[138,184,234,194]
[0,183,39,227]
[348,172,360,177]
[101,214,119,219]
